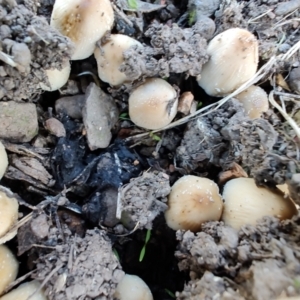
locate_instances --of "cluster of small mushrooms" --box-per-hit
[0,0,297,298]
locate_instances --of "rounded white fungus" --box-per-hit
[50,0,114,60]
[0,186,19,242]
[222,178,298,230]
[235,85,269,119]
[0,245,18,295]
[40,62,71,91]
[0,142,8,180]
[128,78,178,130]
[165,175,223,232]
[197,28,258,97]
[94,34,143,86]
[0,280,46,300]
[114,274,153,300]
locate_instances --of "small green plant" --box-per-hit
[197,101,203,109]
[139,229,151,262]
[149,131,161,141]
[119,112,130,121]
[128,0,138,10]
[294,278,300,290]
[113,248,120,261]
[188,9,197,26]
[164,288,175,298]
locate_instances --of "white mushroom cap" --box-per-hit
[235,85,269,119]
[114,274,153,300]
[0,186,19,241]
[0,245,18,295]
[222,178,298,230]
[128,78,178,130]
[94,34,143,86]
[40,62,71,91]
[197,28,258,96]
[50,0,114,60]
[0,280,47,300]
[0,142,8,180]
[165,175,223,232]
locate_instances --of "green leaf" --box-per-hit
[197,101,203,109]
[145,229,151,243]
[149,132,161,141]
[188,9,197,26]
[128,0,138,10]
[113,248,120,261]
[119,112,130,120]
[139,245,146,262]
[164,289,175,298]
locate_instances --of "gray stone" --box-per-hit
[0,101,38,142]
[55,94,85,119]
[82,83,119,150]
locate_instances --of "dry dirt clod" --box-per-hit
[33,228,125,300]
[120,172,170,230]
[55,95,85,119]
[0,101,38,142]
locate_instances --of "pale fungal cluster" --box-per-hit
[0,141,8,180]
[128,78,178,130]
[114,274,153,300]
[197,28,259,97]
[165,176,223,231]
[0,280,47,300]
[164,176,298,232]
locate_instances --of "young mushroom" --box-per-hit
[0,141,8,180]
[0,280,46,300]
[50,0,114,60]
[40,62,71,91]
[0,245,19,295]
[222,178,298,230]
[235,85,269,119]
[165,175,223,232]
[128,78,178,130]
[197,28,258,97]
[0,186,19,242]
[114,274,153,300]
[94,34,143,86]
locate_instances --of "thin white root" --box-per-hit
[269,91,300,140]
[0,51,17,67]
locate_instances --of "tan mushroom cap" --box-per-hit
[197,28,258,97]
[94,34,143,86]
[0,186,19,240]
[0,245,18,295]
[222,178,298,230]
[0,142,8,180]
[165,175,223,232]
[51,0,114,60]
[0,280,47,300]
[235,85,269,119]
[128,78,178,130]
[40,62,71,91]
[114,274,153,300]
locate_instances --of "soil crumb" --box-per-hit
[33,227,124,299]
[120,20,209,81]
[119,171,171,230]
[175,215,300,299]
[0,2,73,101]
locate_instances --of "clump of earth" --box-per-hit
[1,0,300,299]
